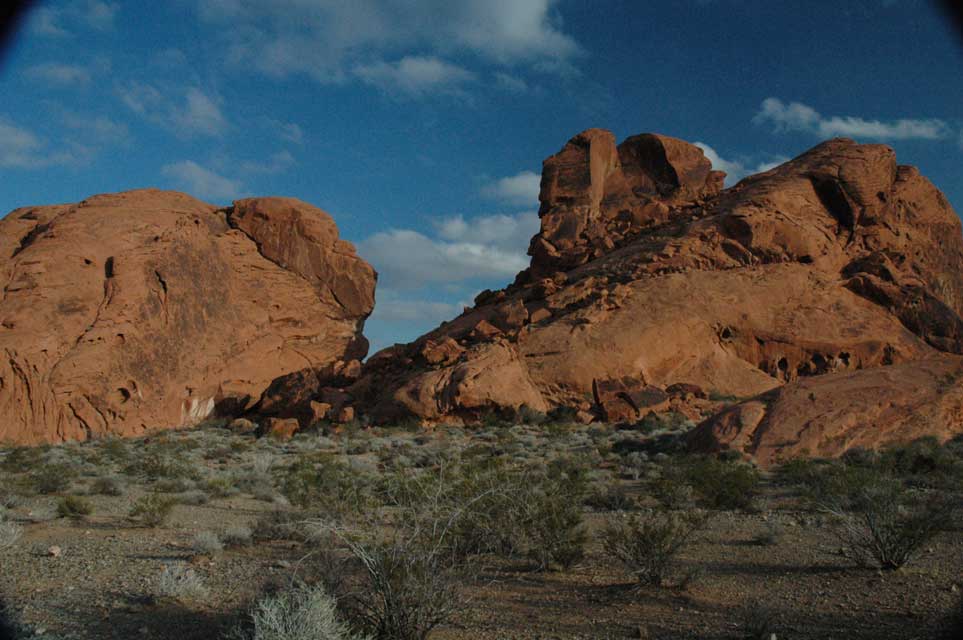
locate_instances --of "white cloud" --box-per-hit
[494,72,529,93]
[481,170,541,206]
[0,118,79,168]
[240,150,296,174]
[754,97,951,141]
[25,63,92,86]
[694,142,788,186]
[161,161,243,202]
[355,56,475,97]
[359,210,538,289]
[174,88,228,136]
[434,211,540,252]
[278,122,303,145]
[58,110,130,145]
[194,0,581,84]
[370,297,461,323]
[119,83,228,137]
[29,1,117,36]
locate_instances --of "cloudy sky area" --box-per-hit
[1,0,961,353]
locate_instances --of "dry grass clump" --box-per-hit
[229,583,368,640]
[192,530,223,555]
[0,508,23,550]
[157,564,208,602]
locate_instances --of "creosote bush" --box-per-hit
[129,494,177,527]
[56,495,93,520]
[601,509,707,587]
[27,463,76,495]
[821,473,952,570]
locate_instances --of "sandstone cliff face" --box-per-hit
[0,189,375,445]
[350,130,963,461]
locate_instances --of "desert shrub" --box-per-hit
[56,495,93,520]
[515,464,588,570]
[0,446,44,473]
[516,404,547,426]
[649,465,695,510]
[203,475,238,499]
[877,437,963,488]
[317,507,474,640]
[585,482,637,512]
[253,510,306,542]
[222,525,253,548]
[0,510,23,550]
[99,437,130,462]
[27,463,75,494]
[129,494,177,527]
[176,489,210,505]
[193,530,223,555]
[230,583,366,640]
[739,598,778,640]
[90,475,125,496]
[601,509,707,587]
[280,455,374,515]
[0,596,19,640]
[683,457,759,510]
[945,590,963,640]
[123,453,197,481]
[751,518,783,547]
[821,474,952,570]
[157,564,208,601]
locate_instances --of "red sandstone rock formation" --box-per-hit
[349,129,963,462]
[0,189,375,445]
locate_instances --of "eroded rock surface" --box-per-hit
[0,189,375,445]
[350,129,963,460]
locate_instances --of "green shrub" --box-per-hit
[601,509,707,587]
[129,494,177,527]
[683,457,759,510]
[585,482,637,512]
[821,474,952,570]
[739,598,778,640]
[27,463,76,494]
[280,455,374,515]
[90,475,125,496]
[123,453,197,481]
[56,495,93,520]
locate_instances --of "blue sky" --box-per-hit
[1,0,961,354]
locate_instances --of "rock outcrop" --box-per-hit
[0,189,375,445]
[349,129,963,462]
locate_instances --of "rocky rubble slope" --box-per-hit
[347,129,963,463]
[0,190,375,445]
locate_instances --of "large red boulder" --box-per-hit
[0,189,375,445]
[350,129,963,461]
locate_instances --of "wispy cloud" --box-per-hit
[25,63,92,87]
[355,56,476,98]
[0,117,81,168]
[694,142,788,185]
[119,83,228,137]
[239,150,296,175]
[481,170,541,206]
[754,97,951,141]
[29,1,118,37]
[161,161,243,202]
[194,0,581,89]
